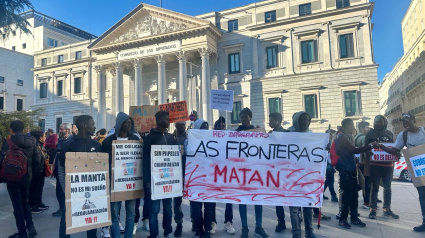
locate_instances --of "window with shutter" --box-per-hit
[231,102,242,124]
[228,20,238,32]
[57,80,63,96]
[74,77,82,94]
[40,83,48,99]
[344,91,358,116]
[336,0,350,9]
[228,53,241,74]
[339,33,354,58]
[268,98,281,114]
[266,46,278,68]
[17,99,23,111]
[301,40,318,63]
[299,3,312,16]
[265,11,277,23]
[304,94,318,118]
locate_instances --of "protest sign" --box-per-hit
[371,143,398,162]
[65,152,111,234]
[210,89,234,111]
[184,130,328,207]
[150,145,183,200]
[111,140,144,202]
[130,105,159,132]
[159,100,189,123]
[402,144,425,187]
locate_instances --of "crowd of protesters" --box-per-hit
[0,108,424,238]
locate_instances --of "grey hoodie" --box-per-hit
[288,111,311,132]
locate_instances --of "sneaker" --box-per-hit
[210,222,216,234]
[413,224,425,232]
[37,203,49,210]
[31,207,43,214]
[331,195,338,202]
[165,233,175,238]
[101,227,111,238]
[336,211,341,220]
[204,231,211,238]
[174,224,183,237]
[254,227,269,238]
[339,219,351,229]
[52,209,62,216]
[362,203,370,209]
[350,218,366,227]
[133,224,137,236]
[383,209,400,219]
[275,221,286,232]
[241,227,249,238]
[313,214,331,220]
[377,199,382,203]
[119,222,125,233]
[292,235,301,238]
[193,230,204,238]
[369,211,376,219]
[8,232,26,238]
[305,233,317,238]
[224,221,236,234]
[142,219,150,231]
[27,228,37,238]
[323,195,329,200]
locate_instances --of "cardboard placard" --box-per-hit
[65,152,111,234]
[210,89,234,111]
[150,145,183,200]
[371,143,398,162]
[130,106,159,132]
[159,100,189,123]
[402,144,425,188]
[111,140,144,202]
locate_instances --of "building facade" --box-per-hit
[380,0,425,137]
[0,10,96,114]
[33,0,380,132]
[0,48,34,111]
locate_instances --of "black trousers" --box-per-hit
[29,174,45,207]
[417,186,425,224]
[191,201,215,232]
[359,165,371,204]
[324,170,336,196]
[174,196,184,224]
[276,206,285,221]
[7,175,34,235]
[339,172,358,221]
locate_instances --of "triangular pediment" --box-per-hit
[89,3,215,51]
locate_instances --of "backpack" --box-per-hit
[330,132,343,167]
[0,139,28,182]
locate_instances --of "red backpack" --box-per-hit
[0,139,28,182]
[330,132,343,167]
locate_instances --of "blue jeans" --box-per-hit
[111,200,136,238]
[149,198,173,237]
[239,204,262,228]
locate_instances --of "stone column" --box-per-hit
[286,28,295,74]
[132,59,144,106]
[199,48,211,124]
[95,65,106,129]
[34,74,38,105]
[87,62,93,99]
[176,51,187,101]
[155,55,167,105]
[113,61,124,113]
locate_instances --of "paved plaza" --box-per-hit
[0,177,423,238]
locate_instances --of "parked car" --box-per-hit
[393,157,412,182]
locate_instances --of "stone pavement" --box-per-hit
[0,177,423,238]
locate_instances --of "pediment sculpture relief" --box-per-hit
[111,14,189,44]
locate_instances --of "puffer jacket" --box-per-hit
[33,140,48,176]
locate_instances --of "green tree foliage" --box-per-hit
[0,108,44,146]
[0,0,33,41]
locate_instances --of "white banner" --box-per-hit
[113,141,143,192]
[184,130,328,207]
[117,40,181,61]
[210,89,234,111]
[372,143,398,162]
[69,172,109,227]
[150,145,183,200]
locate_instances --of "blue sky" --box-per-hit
[30,0,411,81]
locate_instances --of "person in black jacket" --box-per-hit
[364,115,399,220]
[0,120,39,238]
[57,115,101,238]
[102,112,140,238]
[335,118,374,229]
[268,112,287,233]
[143,111,178,238]
[28,131,49,214]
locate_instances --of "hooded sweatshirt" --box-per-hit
[194,119,208,130]
[0,133,39,179]
[102,112,140,182]
[288,111,310,132]
[365,115,394,167]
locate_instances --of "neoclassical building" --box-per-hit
[33,0,380,132]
